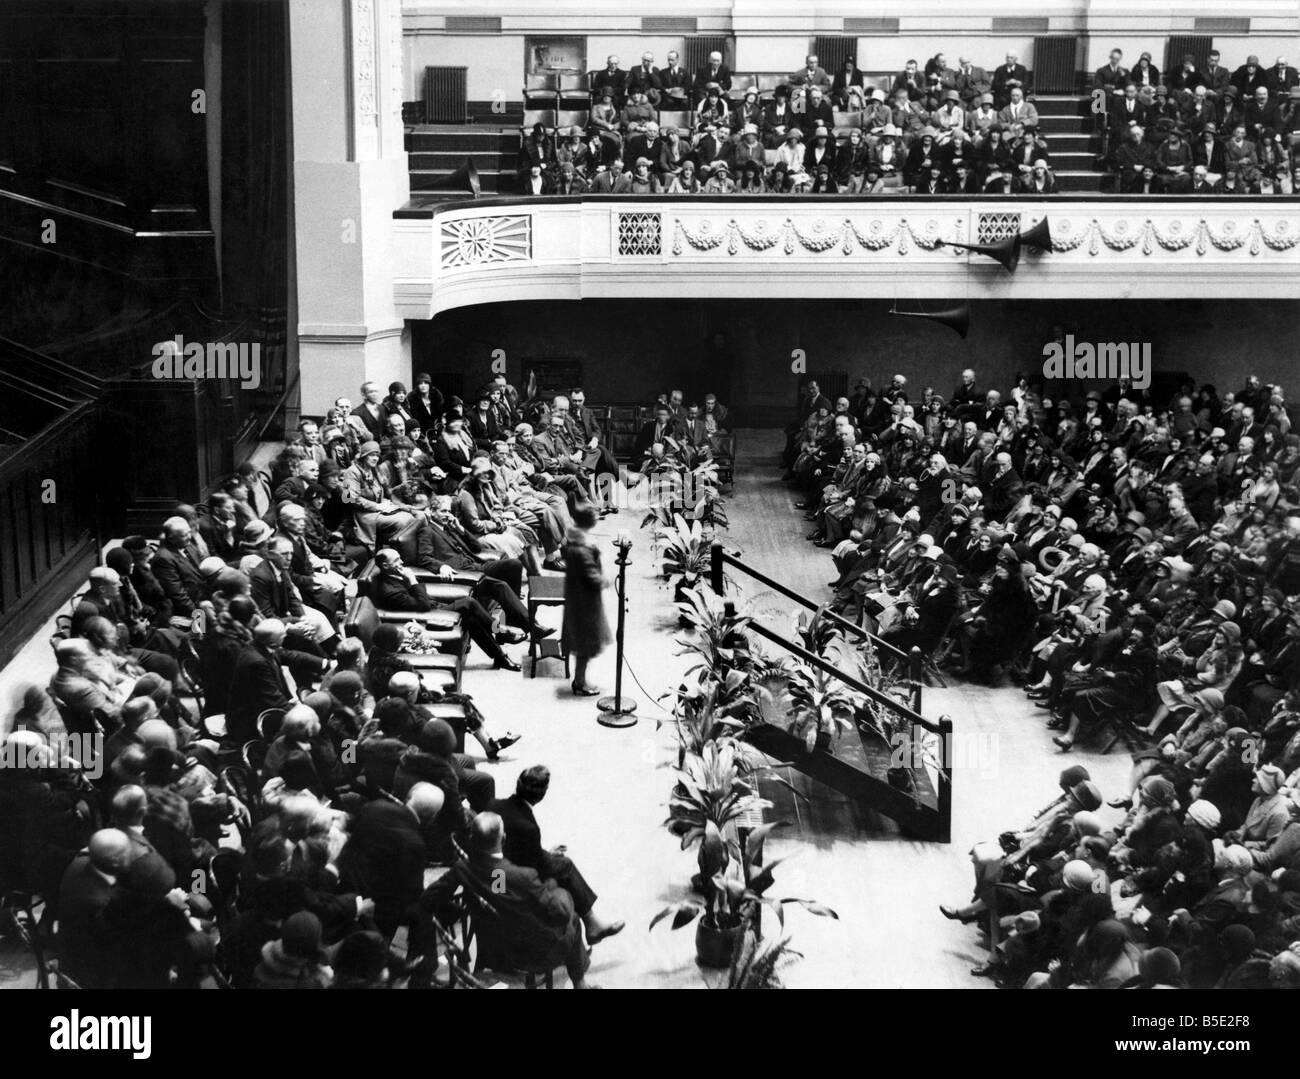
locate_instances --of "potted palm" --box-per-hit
[652,816,837,968]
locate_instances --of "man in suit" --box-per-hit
[790,53,831,90]
[1244,86,1281,142]
[250,537,335,654]
[420,811,597,987]
[589,157,631,193]
[991,52,1030,108]
[634,403,684,462]
[1109,81,1148,140]
[590,55,627,108]
[795,85,836,141]
[562,389,622,481]
[492,766,623,945]
[692,50,731,103]
[1204,50,1231,97]
[1093,49,1129,94]
[892,58,926,101]
[1167,54,1207,94]
[1180,85,1219,134]
[339,783,444,938]
[655,49,691,105]
[1189,163,1222,194]
[351,381,387,441]
[276,502,345,620]
[370,547,521,669]
[1115,123,1158,192]
[998,86,1038,130]
[955,56,992,106]
[625,51,661,104]
[151,516,205,617]
[225,619,322,744]
[57,829,134,988]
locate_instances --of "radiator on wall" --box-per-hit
[1166,36,1214,76]
[424,65,468,124]
[812,35,855,75]
[1032,36,1079,94]
[684,36,732,74]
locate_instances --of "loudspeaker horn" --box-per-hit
[430,157,481,197]
[888,301,970,339]
[1018,217,1053,252]
[936,234,1020,272]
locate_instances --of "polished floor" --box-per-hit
[1,430,1132,988]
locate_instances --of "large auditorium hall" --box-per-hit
[0,0,1298,1036]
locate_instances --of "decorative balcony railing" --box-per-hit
[391,195,1300,317]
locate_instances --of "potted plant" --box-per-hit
[723,930,803,989]
[652,816,837,968]
[786,643,864,753]
[650,513,713,601]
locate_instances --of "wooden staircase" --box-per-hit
[1033,93,1104,192]
[406,125,520,196]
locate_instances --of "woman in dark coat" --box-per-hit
[562,506,611,696]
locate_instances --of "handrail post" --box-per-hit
[709,542,725,595]
[909,646,924,714]
[937,714,953,844]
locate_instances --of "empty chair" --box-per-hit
[522,73,560,112]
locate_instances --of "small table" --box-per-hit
[526,574,569,678]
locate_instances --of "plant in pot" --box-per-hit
[675,584,755,678]
[722,930,804,989]
[785,641,864,753]
[651,513,713,602]
[652,816,838,969]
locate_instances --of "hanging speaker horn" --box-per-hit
[430,157,481,197]
[888,300,970,339]
[935,234,1020,272]
[1018,217,1053,252]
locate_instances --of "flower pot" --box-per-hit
[695,918,744,969]
[674,572,701,607]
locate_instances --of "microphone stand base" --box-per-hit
[596,697,639,727]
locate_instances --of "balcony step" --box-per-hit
[1042,132,1095,152]
[410,168,512,193]
[1037,114,1093,134]
[409,149,516,170]
[1031,94,1093,118]
[1052,169,1106,192]
[406,128,519,153]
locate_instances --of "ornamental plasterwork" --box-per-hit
[1050,217,1299,256]
[440,215,533,268]
[670,216,954,256]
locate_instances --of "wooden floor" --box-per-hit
[1,430,1133,988]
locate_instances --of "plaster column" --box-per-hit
[289,0,410,416]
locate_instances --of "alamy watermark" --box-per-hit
[151,334,262,389]
[1,732,103,781]
[1041,334,1151,390]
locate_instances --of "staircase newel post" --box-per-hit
[909,646,924,713]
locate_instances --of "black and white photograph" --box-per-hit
[1,0,1299,1033]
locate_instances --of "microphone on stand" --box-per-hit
[597,530,639,727]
